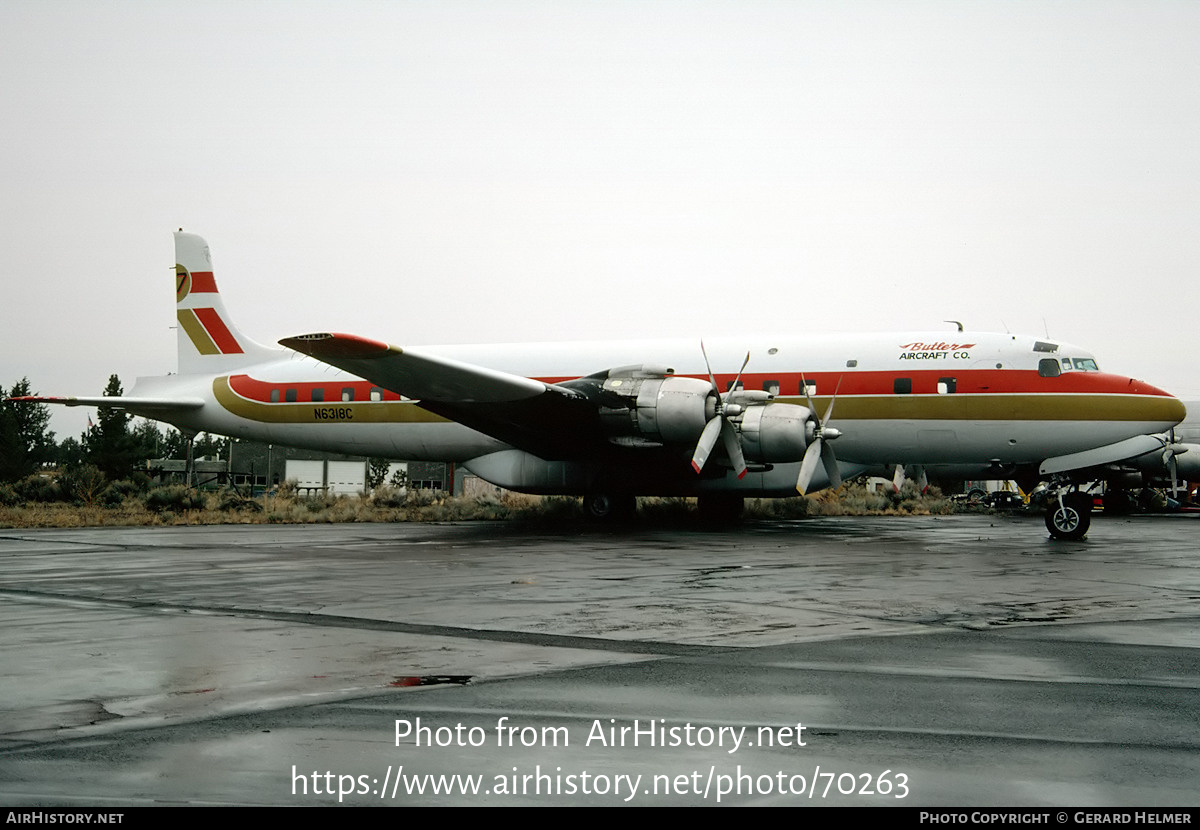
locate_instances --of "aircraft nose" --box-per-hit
[1130,380,1186,426]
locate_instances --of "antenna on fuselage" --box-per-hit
[945,320,964,332]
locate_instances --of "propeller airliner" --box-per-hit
[14,232,1188,539]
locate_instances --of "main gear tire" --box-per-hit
[583,493,636,522]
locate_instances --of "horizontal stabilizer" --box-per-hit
[8,395,205,415]
[279,332,549,403]
[1039,434,1166,476]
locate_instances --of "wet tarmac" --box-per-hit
[0,513,1198,806]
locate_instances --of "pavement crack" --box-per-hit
[0,588,731,657]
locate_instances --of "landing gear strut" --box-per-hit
[1045,491,1092,541]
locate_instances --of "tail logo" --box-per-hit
[176,264,192,302]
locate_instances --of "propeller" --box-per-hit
[796,375,843,494]
[691,342,750,479]
[1163,427,1184,499]
[688,345,849,493]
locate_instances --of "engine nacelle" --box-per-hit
[739,403,809,463]
[598,375,715,444]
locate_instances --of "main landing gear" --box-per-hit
[581,493,745,524]
[1045,490,1092,541]
[582,493,636,522]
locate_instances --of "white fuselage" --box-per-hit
[129,330,1184,496]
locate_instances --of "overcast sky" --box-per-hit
[3,0,1198,439]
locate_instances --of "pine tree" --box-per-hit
[86,375,137,481]
[0,378,56,482]
[367,457,392,489]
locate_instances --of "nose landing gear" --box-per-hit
[1045,490,1092,541]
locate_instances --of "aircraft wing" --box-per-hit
[1039,433,1172,476]
[280,333,552,403]
[279,332,607,458]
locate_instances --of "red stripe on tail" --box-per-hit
[193,307,244,354]
[189,271,218,293]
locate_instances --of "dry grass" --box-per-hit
[0,481,957,528]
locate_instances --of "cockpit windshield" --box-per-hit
[1043,356,1100,376]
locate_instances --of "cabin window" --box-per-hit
[370,387,383,402]
[937,377,957,394]
[341,387,354,402]
[1033,341,1059,353]
[1073,358,1099,371]
[894,378,912,394]
[846,359,858,368]
[725,380,743,392]
[311,388,324,402]
[1038,359,1061,378]
[803,380,817,398]
[270,389,279,403]
[763,380,780,397]
[285,388,297,403]
[1061,358,1073,371]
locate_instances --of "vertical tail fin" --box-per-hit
[174,231,278,374]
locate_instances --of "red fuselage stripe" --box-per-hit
[228,369,1172,405]
[229,374,404,402]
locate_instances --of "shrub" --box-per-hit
[218,490,264,513]
[100,479,142,508]
[145,485,205,512]
[405,488,440,508]
[371,484,407,508]
[15,475,61,503]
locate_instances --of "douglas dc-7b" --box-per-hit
[14,232,1188,539]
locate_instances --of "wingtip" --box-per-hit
[279,332,391,359]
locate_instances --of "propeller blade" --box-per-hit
[821,440,841,489]
[691,417,722,473]
[822,376,843,424]
[800,372,817,413]
[796,439,823,495]
[725,351,751,398]
[720,419,747,480]
[700,340,719,394]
